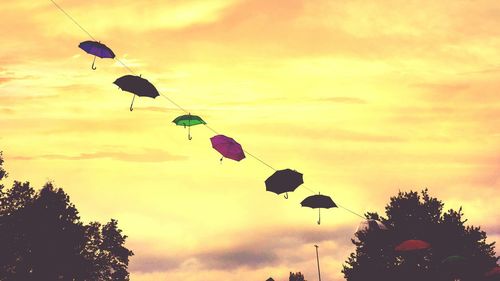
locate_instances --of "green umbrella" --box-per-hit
[172,113,206,140]
[442,255,467,277]
[442,255,466,265]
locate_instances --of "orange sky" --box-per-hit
[1,1,499,280]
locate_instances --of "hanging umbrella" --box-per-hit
[210,135,245,162]
[300,193,337,225]
[113,75,159,111]
[442,255,468,276]
[265,169,303,199]
[395,239,431,252]
[172,113,206,140]
[442,255,467,265]
[356,219,388,233]
[78,40,115,70]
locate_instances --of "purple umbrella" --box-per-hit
[78,40,115,70]
[210,135,245,162]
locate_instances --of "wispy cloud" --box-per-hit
[129,225,355,273]
[244,123,406,143]
[412,82,470,94]
[129,255,181,273]
[197,249,279,270]
[10,149,187,163]
[315,96,367,104]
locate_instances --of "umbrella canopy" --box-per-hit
[301,193,337,225]
[210,135,245,162]
[78,40,115,70]
[485,266,500,278]
[265,169,303,199]
[114,75,159,111]
[395,239,431,252]
[172,114,206,140]
[356,219,388,233]
[441,255,468,276]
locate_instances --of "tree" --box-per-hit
[0,152,133,280]
[0,151,7,181]
[342,189,498,281]
[289,271,306,281]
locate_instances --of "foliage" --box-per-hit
[342,189,498,281]
[289,271,306,281]
[0,152,133,280]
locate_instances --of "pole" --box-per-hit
[314,245,322,281]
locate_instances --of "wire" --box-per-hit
[242,150,277,171]
[337,204,366,220]
[159,93,189,114]
[49,0,97,42]
[115,58,137,76]
[301,185,318,194]
[48,0,368,222]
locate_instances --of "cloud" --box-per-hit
[197,249,278,270]
[457,66,500,75]
[1,94,61,104]
[244,123,406,143]
[0,77,16,85]
[0,108,15,114]
[134,106,185,113]
[315,97,367,104]
[412,82,470,94]
[127,225,355,273]
[10,148,187,163]
[0,74,37,85]
[129,255,181,273]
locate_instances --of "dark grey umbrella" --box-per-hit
[114,75,159,111]
[301,193,337,224]
[265,169,303,199]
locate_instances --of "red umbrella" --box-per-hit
[485,266,500,277]
[395,239,431,252]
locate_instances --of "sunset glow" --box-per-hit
[1,1,499,280]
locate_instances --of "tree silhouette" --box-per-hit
[0,151,6,181]
[289,271,306,281]
[342,189,498,281]
[0,152,133,280]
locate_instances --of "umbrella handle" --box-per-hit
[130,94,136,111]
[220,157,223,163]
[317,208,321,225]
[284,192,288,199]
[188,126,192,140]
[91,55,97,70]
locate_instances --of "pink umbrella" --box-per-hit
[395,239,431,252]
[210,135,245,162]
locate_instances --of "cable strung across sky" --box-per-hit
[48,0,367,223]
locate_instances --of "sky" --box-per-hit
[1,0,499,280]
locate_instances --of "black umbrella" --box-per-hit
[113,75,159,111]
[265,169,303,199]
[301,193,337,225]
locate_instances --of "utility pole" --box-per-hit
[314,245,322,281]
